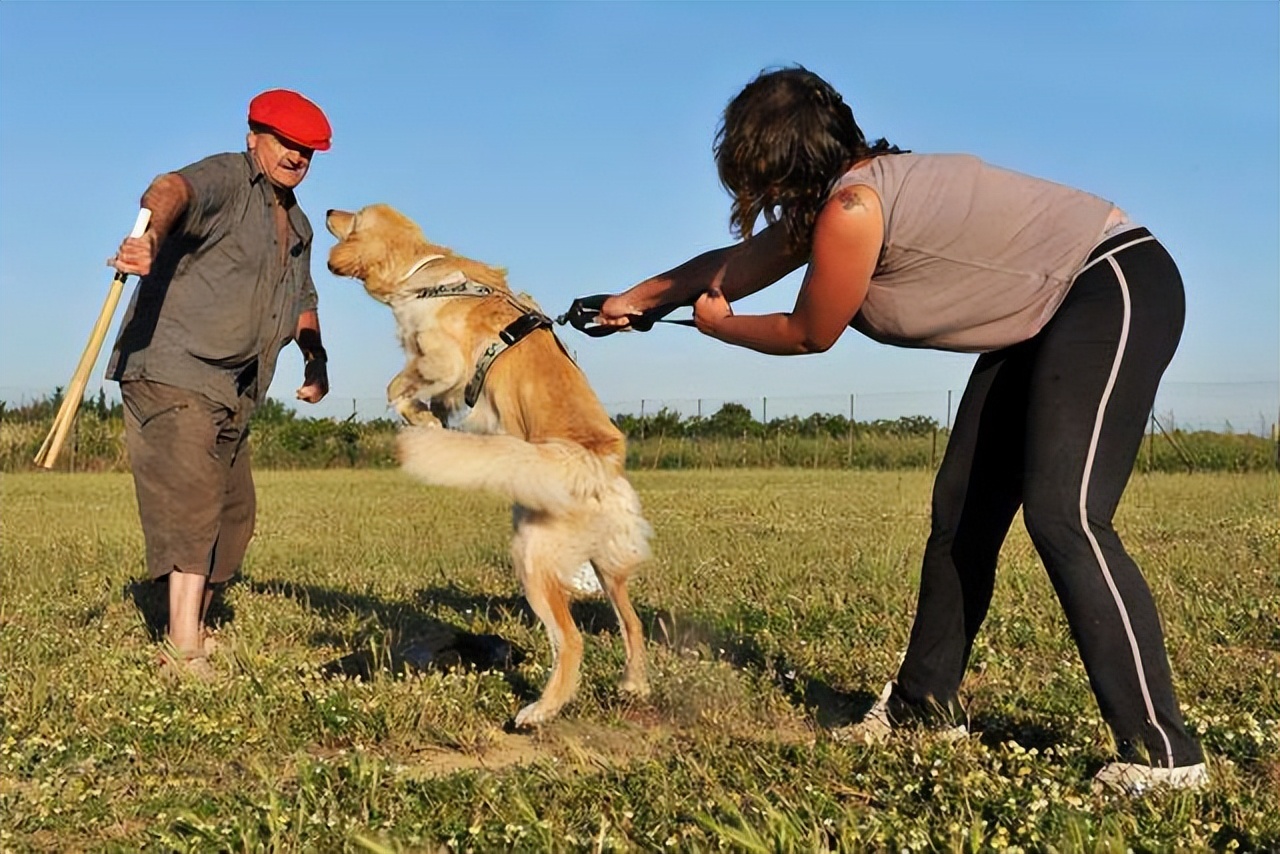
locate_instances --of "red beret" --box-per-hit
[248,89,332,151]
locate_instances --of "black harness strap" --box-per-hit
[500,311,553,345]
[464,311,556,407]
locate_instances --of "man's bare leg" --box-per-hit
[200,584,222,655]
[167,569,207,655]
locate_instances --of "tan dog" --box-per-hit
[325,204,651,727]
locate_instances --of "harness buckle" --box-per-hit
[500,312,552,345]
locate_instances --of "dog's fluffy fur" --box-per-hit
[325,204,651,727]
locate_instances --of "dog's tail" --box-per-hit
[396,427,615,514]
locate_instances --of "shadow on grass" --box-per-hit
[246,579,528,686]
[417,583,879,729]
[236,577,882,729]
[968,715,1072,752]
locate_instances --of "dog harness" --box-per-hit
[401,255,558,407]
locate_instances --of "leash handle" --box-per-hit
[558,294,695,337]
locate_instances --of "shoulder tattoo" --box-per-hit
[835,186,869,212]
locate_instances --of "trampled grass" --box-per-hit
[1,469,1277,852]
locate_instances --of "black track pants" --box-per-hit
[895,227,1204,768]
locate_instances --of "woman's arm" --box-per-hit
[598,223,806,326]
[693,185,883,355]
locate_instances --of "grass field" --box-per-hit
[1,469,1277,852]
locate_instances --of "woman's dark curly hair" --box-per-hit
[714,66,902,253]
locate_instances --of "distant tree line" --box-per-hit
[1,390,1274,473]
[613,402,938,440]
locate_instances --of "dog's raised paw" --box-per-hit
[386,372,417,403]
[394,397,443,428]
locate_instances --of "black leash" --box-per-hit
[555,294,697,338]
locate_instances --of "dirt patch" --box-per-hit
[375,718,676,779]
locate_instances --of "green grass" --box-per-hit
[1,469,1277,852]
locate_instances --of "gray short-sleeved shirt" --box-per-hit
[107,151,318,407]
[832,154,1114,352]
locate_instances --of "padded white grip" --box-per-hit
[129,208,152,238]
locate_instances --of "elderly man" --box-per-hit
[107,88,332,676]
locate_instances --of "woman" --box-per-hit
[599,66,1206,795]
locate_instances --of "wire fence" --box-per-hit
[5,381,1276,474]
[599,382,1279,436]
[3,380,1277,436]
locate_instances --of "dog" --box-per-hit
[325,204,651,727]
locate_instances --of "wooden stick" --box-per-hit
[34,209,151,469]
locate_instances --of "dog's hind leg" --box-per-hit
[591,481,652,697]
[512,525,583,729]
[594,564,649,697]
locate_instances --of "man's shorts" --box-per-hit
[121,379,255,584]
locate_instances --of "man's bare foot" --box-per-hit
[157,643,218,682]
[201,632,222,657]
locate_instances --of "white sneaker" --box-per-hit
[830,681,968,744]
[566,561,603,596]
[1092,761,1209,796]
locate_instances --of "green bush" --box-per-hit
[2,392,1275,473]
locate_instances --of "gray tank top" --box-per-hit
[832,153,1115,352]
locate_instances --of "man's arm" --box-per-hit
[294,309,329,403]
[108,173,193,276]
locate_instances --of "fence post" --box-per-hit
[847,393,855,466]
[946,389,952,431]
[760,397,768,464]
[640,399,646,440]
[1147,408,1155,470]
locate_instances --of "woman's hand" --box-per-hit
[596,293,646,329]
[693,287,733,336]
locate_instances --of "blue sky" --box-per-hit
[1,2,1276,430]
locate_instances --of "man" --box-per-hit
[107,88,332,676]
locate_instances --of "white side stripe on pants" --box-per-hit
[1077,242,1175,768]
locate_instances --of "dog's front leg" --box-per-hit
[387,370,443,428]
[396,399,443,428]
